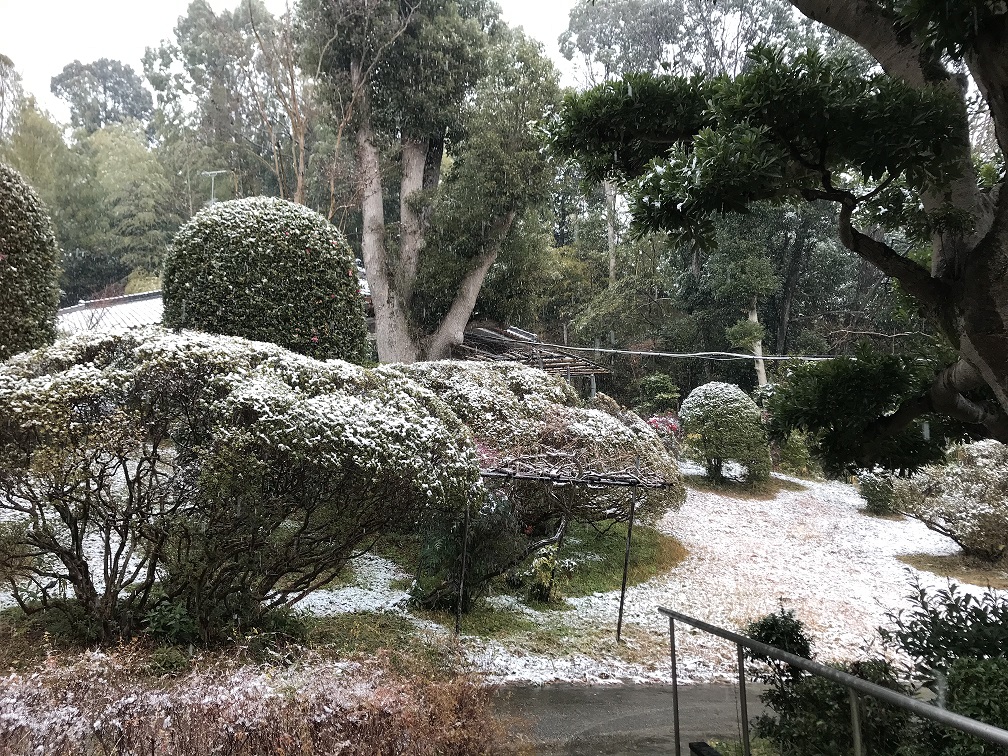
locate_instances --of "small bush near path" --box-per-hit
[858,470,898,516]
[893,440,1008,562]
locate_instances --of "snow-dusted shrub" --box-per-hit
[892,440,1008,562]
[680,381,771,483]
[858,470,896,515]
[0,163,59,360]
[775,430,820,479]
[387,361,686,609]
[0,653,507,755]
[0,328,479,640]
[646,412,682,456]
[162,196,368,363]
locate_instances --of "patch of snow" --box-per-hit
[293,554,410,615]
[458,474,971,686]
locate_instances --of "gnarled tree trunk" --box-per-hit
[792,0,1008,439]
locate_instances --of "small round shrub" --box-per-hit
[858,470,896,515]
[162,196,368,362]
[0,163,60,360]
[680,381,771,483]
[892,440,1008,562]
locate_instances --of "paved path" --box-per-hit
[496,683,766,755]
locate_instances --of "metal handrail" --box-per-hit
[658,606,1008,756]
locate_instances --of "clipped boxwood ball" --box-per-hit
[680,380,771,483]
[162,196,369,362]
[0,163,60,360]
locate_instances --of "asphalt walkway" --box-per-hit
[496,683,766,755]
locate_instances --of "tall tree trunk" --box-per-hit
[749,299,768,387]
[776,235,806,355]
[424,211,517,360]
[604,179,618,285]
[398,138,428,303]
[353,65,419,363]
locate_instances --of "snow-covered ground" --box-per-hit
[1,471,973,687]
[292,470,969,686]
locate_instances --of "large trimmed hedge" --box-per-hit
[162,197,368,362]
[0,163,60,360]
[0,327,477,640]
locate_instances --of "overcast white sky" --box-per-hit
[0,0,577,123]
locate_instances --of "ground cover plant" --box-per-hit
[0,649,509,756]
[0,163,59,360]
[162,196,369,362]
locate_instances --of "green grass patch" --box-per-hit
[305,610,418,656]
[417,602,538,638]
[554,520,688,598]
[897,552,1008,590]
[684,473,807,500]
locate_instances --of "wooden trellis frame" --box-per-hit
[451,456,672,642]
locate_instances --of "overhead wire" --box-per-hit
[534,342,834,362]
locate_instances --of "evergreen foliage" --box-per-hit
[768,345,978,476]
[0,328,478,641]
[745,609,912,756]
[636,372,681,414]
[162,197,368,362]
[857,470,897,515]
[680,381,771,482]
[0,163,59,360]
[554,13,1008,448]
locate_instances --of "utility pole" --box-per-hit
[200,170,229,204]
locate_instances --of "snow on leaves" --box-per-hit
[894,439,1008,561]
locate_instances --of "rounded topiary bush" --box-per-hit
[0,163,60,360]
[162,196,368,362]
[680,381,771,483]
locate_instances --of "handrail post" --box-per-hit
[658,606,1008,751]
[850,690,864,756]
[670,616,681,756]
[738,643,751,756]
[616,492,637,643]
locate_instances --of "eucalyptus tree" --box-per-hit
[0,53,23,141]
[556,1,1008,448]
[304,1,560,362]
[50,59,153,134]
[144,0,297,202]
